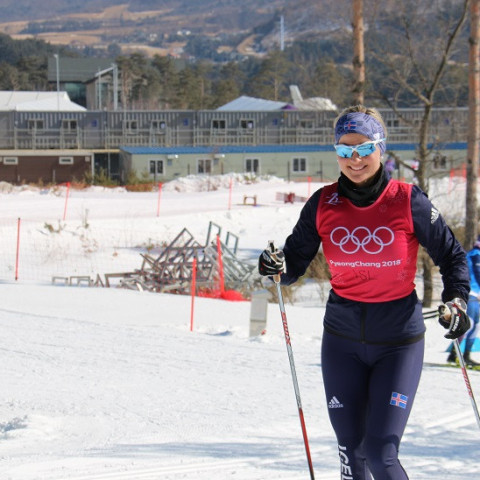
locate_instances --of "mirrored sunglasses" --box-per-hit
[333,138,385,158]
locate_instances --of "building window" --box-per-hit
[124,120,138,133]
[245,158,260,174]
[299,120,314,130]
[292,157,307,173]
[149,160,164,175]
[3,157,18,165]
[151,120,166,131]
[62,120,78,132]
[212,119,226,130]
[197,159,212,174]
[433,154,447,170]
[240,119,254,130]
[386,119,400,128]
[27,119,44,130]
[59,157,74,165]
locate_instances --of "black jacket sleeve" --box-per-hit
[410,186,470,303]
[280,188,323,285]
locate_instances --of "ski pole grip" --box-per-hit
[439,304,451,321]
[268,240,281,284]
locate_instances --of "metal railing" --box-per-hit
[0,123,468,151]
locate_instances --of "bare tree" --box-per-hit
[367,1,470,306]
[372,2,469,192]
[466,0,480,248]
[352,0,365,104]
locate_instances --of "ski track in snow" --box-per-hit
[60,448,335,480]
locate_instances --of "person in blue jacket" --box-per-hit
[258,105,471,480]
[447,236,480,367]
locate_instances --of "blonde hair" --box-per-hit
[334,105,388,139]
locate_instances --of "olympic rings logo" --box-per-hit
[330,226,395,254]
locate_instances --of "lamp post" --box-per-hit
[53,54,60,111]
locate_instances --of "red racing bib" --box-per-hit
[316,181,419,302]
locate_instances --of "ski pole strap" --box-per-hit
[268,240,282,284]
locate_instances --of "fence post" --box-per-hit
[15,217,21,281]
[249,289,270,336]
[190,257,197,332]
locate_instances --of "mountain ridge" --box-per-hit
[0,0,350,58]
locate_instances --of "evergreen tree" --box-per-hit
[0,62,20,89]
[116,53,149,109]
[247,50,291,101]
[210,62,245,108]
[177,63,213,110]
[312,59,350,108]
[151,55,181,108]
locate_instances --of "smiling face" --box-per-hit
[336,132,382,186]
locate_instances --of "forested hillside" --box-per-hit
[0,0,471,110]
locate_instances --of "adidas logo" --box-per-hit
[328,396,344,409]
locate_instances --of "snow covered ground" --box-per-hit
[0,175,478,480]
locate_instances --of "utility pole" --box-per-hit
[53,54,60,111]
[280,15,285,51]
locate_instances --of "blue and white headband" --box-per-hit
[335,112,386,155]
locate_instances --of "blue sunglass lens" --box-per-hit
[334,141,377,158]
[356,143,376,156]
[335,146,353,158]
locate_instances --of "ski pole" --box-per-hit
[422,309,439,320]
[440,305,480,430]
[269,241,315,480]
[453,338,480,430]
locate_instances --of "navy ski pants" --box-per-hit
[321,332,424,480]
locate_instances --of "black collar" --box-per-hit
[337,165,389,207]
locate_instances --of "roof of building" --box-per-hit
[289,85,337,111]
[0,91,86,111]
[216,95,294,111]
[47,57,116,83]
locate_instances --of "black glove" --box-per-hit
[438,298,471,339]
[258,248,285,277]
